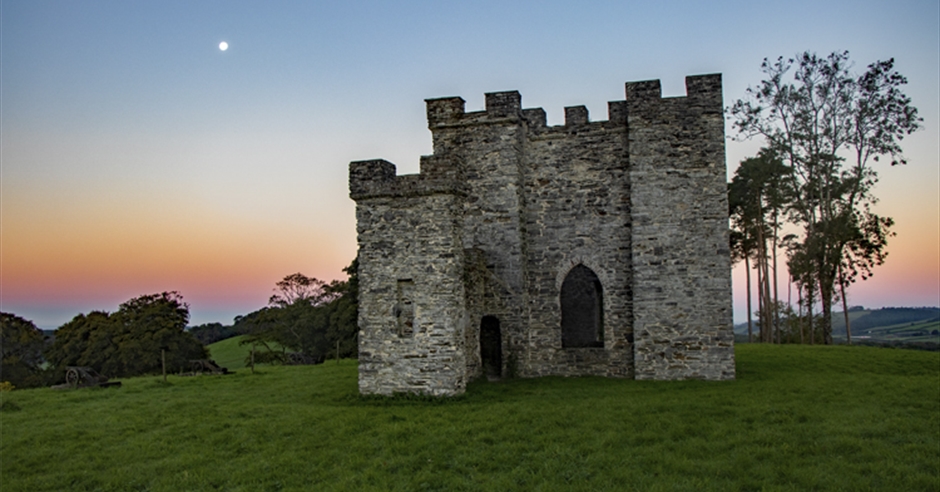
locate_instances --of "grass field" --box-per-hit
[206,335,286,370]
[1,345,938,491]
[206,335,252,370]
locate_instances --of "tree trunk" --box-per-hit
[787,275,792,344]
[745,254,753,343]
[808,282,815,345]
[756,259,764,342]
[839,265,852,345]
[772,211,780,344]
[798,283,804,344]
[763,253,773,343]
[820,278,834,345]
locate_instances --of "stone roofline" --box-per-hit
[349,74,722,200]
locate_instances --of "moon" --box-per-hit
[219,41,228,51]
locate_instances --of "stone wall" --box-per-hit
[627,75,735,380]
[426,93,529,380]
[349,74,735,395]
[519,103,634,378]
[351,161,470,395]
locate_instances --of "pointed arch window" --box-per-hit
[561,265,604,348]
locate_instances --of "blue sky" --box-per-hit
[2,0,938,328]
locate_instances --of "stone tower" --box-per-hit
[349,74,735,396]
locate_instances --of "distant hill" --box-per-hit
[735,307,940,344]
[833,307,940,334]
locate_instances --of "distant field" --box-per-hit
[2,345,938,491]
[853,318,940,343]
[735,307,940,344]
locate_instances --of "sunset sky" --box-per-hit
[2,0,938,329]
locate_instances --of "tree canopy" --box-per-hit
[46,292,206,378]
[268,272,338,307]
[1,312,47,387]
[237,259,358,362]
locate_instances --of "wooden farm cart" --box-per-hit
[189,359,232,375]
[52,366,121,390]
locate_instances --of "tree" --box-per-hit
[268,273,337,307]
[188,322,237,345]
[730,51,921,344]
[45,311,116,375]
[729,150,792,343]
[111,292,205,376]
[237,260,359,362]
[324,258,359,358]
[47,292,207,378]
[729,229,754,342]
[1,312,47,387]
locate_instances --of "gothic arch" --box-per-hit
[560,264,604,348]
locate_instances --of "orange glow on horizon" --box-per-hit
[2,180,357,311]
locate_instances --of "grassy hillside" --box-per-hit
[206,335,287,370]
[2,346,938,491]
[206,335,251,370]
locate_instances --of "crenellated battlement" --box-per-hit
[564,106,589,126]
[424,76,723,132]
[426,96,466,126]
[626,74,723,113]
[349,157,465,200]
[355,75,723,199]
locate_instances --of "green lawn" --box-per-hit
[1,345,938,491]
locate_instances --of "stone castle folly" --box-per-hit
[348,74,735,396]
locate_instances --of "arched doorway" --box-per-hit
[479,316,502,379]
[561,264,604,348]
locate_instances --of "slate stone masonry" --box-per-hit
[349,74,735,396]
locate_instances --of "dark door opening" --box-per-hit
[480,316,502,380]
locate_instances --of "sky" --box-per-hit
[2,0,938,329]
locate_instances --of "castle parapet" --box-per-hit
[684,74,723,107]
[625,79,663,101]
[349,158,465,200]
[426,97,466,126]
[608,101,627,124]
[428,89,636,131]
[626,74,723,108]
[523,108,547,128]
[349,159,396,197]
[564,106,589,126]
[419,154,463,180]
[485,91,521,117]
